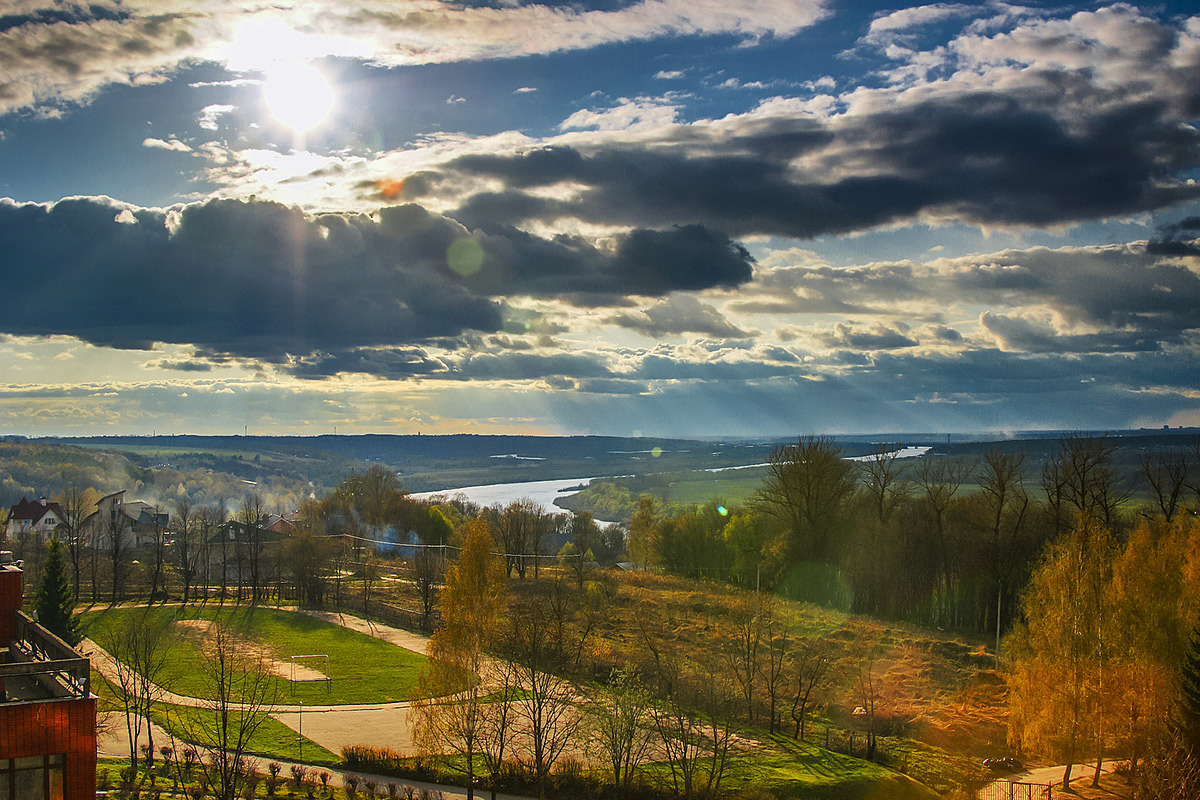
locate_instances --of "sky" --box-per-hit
[1,0,1199,438]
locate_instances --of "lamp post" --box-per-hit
[298,700,303,760]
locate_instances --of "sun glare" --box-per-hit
[264,63,334,132]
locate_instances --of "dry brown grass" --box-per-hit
[497,567,1010,758]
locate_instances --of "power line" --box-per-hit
[333,532,581,560]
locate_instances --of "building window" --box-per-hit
[0,754,64,800]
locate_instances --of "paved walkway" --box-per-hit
[984,760,1120,793]
[96,712,532,800]
[84,606,438,756]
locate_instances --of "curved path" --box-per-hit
[92,607,536,799]
[85,606,439,755]
[97,712,531,800]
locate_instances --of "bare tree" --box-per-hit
[106,506,133,603]
[173,499,197,603]
[238,494,267,602]
[281,529,335,606]
[148,504,167,601]
[857,444,910,614]
[914,456,974,626]
[175,624,278,800]
[103,610,174,775]
[1140,447,1190,523]
[411,545,441,630]
[761,611,790,734]
[507,600,582,800]
[789,636,831,741]
[495,499,539,579]
[590,666,653,799]
[856,655,881,761]
[979,450,1032,652]
[754,435,858,563]
[195,504,224,600]
[1042,435,1128,533]
[724,595,763,724]
[638,612,734,800]
[479,658,519,800]
[55,485,95,601]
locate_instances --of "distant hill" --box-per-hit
[3,428,1194,512]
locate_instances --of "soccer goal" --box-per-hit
[289,653,332,694]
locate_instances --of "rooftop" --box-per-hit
[0,564,90,704]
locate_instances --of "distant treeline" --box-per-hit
[620,434,1200,637]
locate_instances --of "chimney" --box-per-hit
[0,562,22,647]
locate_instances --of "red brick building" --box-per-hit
[0,563,95,800]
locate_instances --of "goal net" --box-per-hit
[289,654,332,693]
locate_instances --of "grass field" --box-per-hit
[663,468,768,508]
[94,669,342,770]
[81,604,426,705]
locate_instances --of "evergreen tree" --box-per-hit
[1176,624,1200,757]
[35,535,80,646]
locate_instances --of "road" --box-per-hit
[985,759,1119,794]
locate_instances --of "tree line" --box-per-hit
[630,435,1200,640]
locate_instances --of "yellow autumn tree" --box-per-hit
[411,519,508,800]
[1107,516,1200,776]
[1008,515,1115,789]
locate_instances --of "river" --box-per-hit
[412,476,609,522]
[410,446,931,522]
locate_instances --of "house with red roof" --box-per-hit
[4,497,66,543]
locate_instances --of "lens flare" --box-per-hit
[717,505,728,516]
[376,178,405,199]
[447,237,485,276]
[651,446,662,458]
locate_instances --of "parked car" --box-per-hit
[984,756,1023,772]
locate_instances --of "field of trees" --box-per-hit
[9,430,1200,799]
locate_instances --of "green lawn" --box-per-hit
[81,604,426,705]
[95,669,341,771]
[663,468,768,508]
[656,732,939,800]
[157,702,342,768]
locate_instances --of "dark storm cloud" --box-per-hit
[1146,217,1200,257]
[145,359,214,373]
[462,222,753,304]
[431,87,1200,238]
[944,245,1200,341]
[0,196,754,373]
[731,242,1200,354]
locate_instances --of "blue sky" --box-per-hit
[1,0,1199,437]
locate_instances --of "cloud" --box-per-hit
[198,104,236,131]
[142,137,192,152]
[433,88,1200,237]
[609,295,752,339]
[559,96,681,132]
[0,0,830,117]
[822,323,918,350]
[0,196,754,374]
[860,3,978,48]
[387,7,1200,240]
[654,70,685,80]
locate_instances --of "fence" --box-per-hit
[977,779,1052,800]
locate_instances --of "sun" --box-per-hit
[263,63,334,132]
